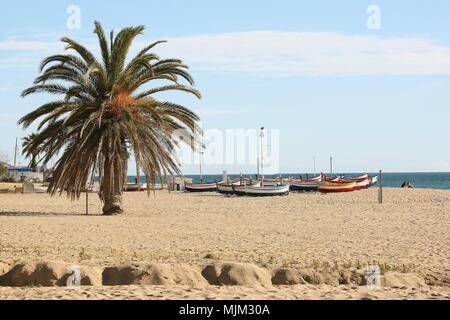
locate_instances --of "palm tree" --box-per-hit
[18,21,201,215]
[22,133,40,172]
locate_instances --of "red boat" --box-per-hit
[352,176,372,190]
[318,181,357,193]
[324,174,371,190]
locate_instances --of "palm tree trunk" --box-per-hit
[101,156,123,215]
[31,155,38,173]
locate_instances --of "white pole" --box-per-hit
[313,156,316,174]
[256,158,260,177]
[330,156,333,175]
[199,134,203,182]
[13,137,18,168]
[260,127,264,179]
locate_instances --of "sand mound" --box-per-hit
[382,272,426,288]
[271,268,363,286]
[0,261,102,287]
[0,262,9,276]
[298,269,341,286]
[271,268,306,285]
[79,266,103,286]
[338,269,363,285]
[202,262,272,286]
[102,263,207,286]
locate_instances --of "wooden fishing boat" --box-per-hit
[242,184,290,196]
[324,176,341,182]
[353,177,371,190]
[228,181,261,196]
[184,182,218,192]
[351,173,369,180]
[258,177,281,182]
[123,183,144,192]
[305,174,323,181]
[340,174,371,189]
[290,180,320,192]
[260,180,282,186]
[318,181,357,193]
[216,182,235,195]
[370,176,378,186]
[232,184,247,196]
[216,181,247,195]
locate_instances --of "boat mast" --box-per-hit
[259,127,264,179]
[199,134,204,182]
[256,158,260,177]
[313,156,316,174]
[330,156,333,175]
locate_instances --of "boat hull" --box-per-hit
[232,185,247,196]
[216,183,235,195]
[305,174,322,181]
[290,181,320,192]
[244,185,290,196]
[123,184,144,192]
[354,177,371,190]
[318,182,357,193]
[230,182,261,196]
[185,182,217,192]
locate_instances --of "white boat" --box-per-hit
[260,180,283,186]
[241,184,290,196]
[185,182,218,192]
[306,174,323,181]
[124,183,144,192]
[351,173,369,180]
[221,181,260,195]
[216,181,243,195]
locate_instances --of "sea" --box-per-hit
[127,172,450,190]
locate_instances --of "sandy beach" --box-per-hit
[0,185,449,299]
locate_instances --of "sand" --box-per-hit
[0,284,448,300]
[0,185,449,299]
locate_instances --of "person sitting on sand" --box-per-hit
[401,181,414,188]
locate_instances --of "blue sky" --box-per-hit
[1,0,450,174]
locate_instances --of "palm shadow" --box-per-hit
[0,211,103,217]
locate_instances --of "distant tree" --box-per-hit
[22,133,41,172]
[0,164,6,177]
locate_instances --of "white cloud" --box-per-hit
[3,31,450,76]
[151,31,450,76]
[0,40,62,51]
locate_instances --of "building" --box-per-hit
[4,165,44,182]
